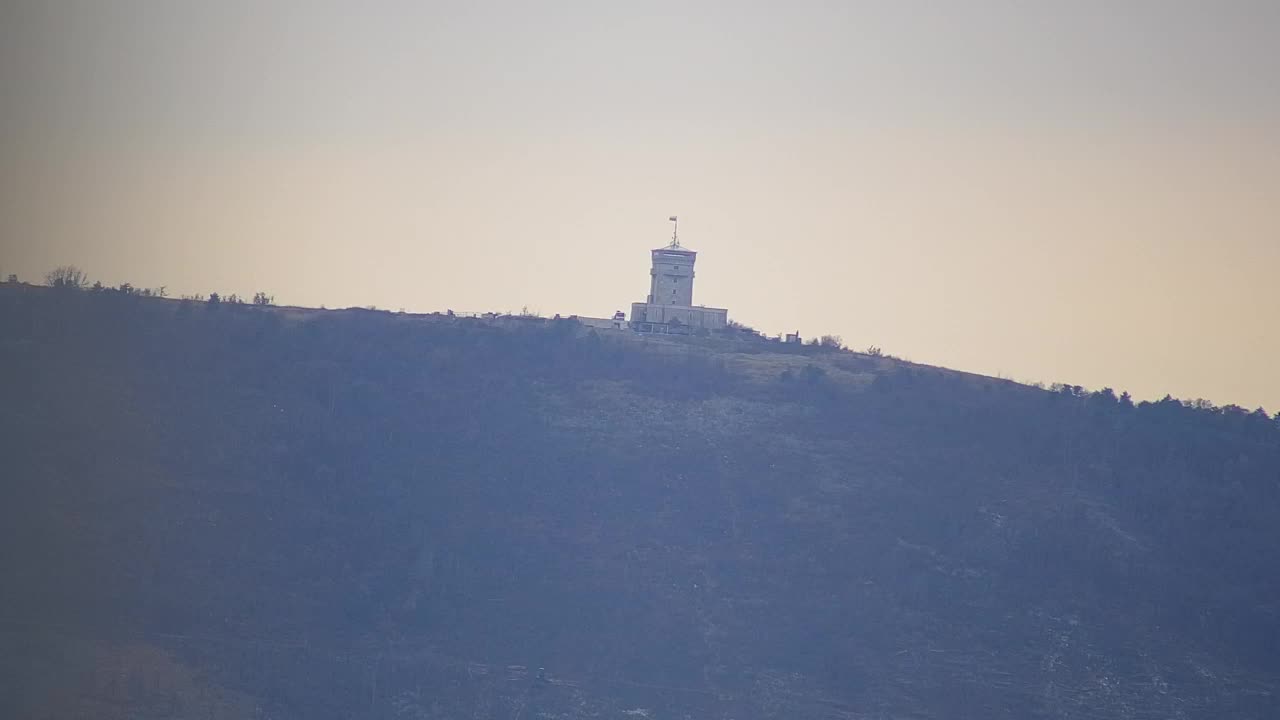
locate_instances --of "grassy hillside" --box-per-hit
[2,284,1279,719]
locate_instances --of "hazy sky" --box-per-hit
[3,1,1278,410]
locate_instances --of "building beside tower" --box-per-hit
[629,217,728,334]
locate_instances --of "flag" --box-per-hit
[669,216,678,222]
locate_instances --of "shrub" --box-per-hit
[45,266,87,289]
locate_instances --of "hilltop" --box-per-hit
[2,283,1279,719]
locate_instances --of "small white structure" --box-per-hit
[571,313,624,331]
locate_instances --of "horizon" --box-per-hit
[6,275,1276,418]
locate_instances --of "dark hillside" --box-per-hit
[2,284,1279,719]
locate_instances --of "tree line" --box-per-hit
[7,264,274,306]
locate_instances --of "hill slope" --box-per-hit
[3,285,1279,719]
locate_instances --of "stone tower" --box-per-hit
[647,244,697,306]
[629,216,729,334]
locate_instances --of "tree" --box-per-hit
[45,266,87,289]
[819,334,844,350]
[1091,387,1118,405]
[253,292,273,306]
[800,364,827,384]
[208,292,221,306]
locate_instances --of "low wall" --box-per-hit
[629,303,728,330]
[571,316,626,330]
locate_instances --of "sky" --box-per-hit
[2,1,1278,410]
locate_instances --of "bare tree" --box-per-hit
[45,265,88,289]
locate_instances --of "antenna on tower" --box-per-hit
[668,215,680,248]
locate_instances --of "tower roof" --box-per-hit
[653,244,696,255]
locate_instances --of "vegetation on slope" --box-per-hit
[2,282,1279,719]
